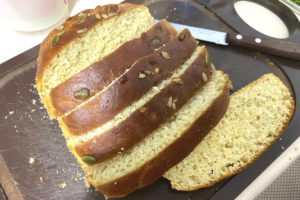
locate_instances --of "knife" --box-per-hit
[154,19,300,61]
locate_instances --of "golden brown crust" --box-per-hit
[36,3,148,96]
[93,73,230,198]
[74,46,212,165]
[59,29,198,137]
[44,20,177,119]
[168,73,295,191]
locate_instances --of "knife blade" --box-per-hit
[154,19,300,61]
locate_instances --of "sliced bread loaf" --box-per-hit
[36,3,153,102]
[58,29,198,137]
[163,73,295,191]
[75,70,230,198]
[70,46,213,165]
[44,19,177,119]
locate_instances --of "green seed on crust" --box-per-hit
[205,55,210,68]
[81,156,96,164]
[74,88,90,99]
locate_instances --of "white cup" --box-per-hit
[0,0,69,33]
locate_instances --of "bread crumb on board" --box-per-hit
[32,99,36,104]
[40,177,43,183]
[85,179,90,188]
[60,182,67,188]
[29,157,35,164]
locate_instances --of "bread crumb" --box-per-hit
[39,107,43,109]
[60,182,67,188]
[31,109,35,112]
[4,116,8,119]
[289,158,291,160]
[75,178,78,181]
[32,99,36,104]
[29,157,35,164]
[56,170,58,174]
[40,177,43,183]
[9,111,14,115]
[71,175,74,179]
[281,146,284,150]
[85,179,90,188]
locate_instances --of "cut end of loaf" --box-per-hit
[36,4,153,100]
[164,73,294,191]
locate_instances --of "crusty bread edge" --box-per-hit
[87,72,230,198]
[166,73,295,191]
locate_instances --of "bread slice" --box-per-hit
[58,29,198,137]
[70,46,213,165]
[44,19,177,119]
[74,71,229,198]
[36,3,153,101]
[163,74,295,191]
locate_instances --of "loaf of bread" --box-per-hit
[44,19,177,119]
[164,73,295,191]
[36,3,153,105]
[36,3,233,198]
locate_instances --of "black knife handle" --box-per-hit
[227,33,300,61]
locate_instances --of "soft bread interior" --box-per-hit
[164,74,294,191]
[39,8,153,98]
[76,70,228,185]
[67,46,205,147]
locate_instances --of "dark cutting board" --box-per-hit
[0,0,299,199]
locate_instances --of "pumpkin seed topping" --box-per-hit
[211,63,216,71]
[95,13,101,19]
[205,55,210,68]
[74,88,90,99]
[139,73,146,79]
[161,51,170,60]
[52,35,60,46]
[202,72,207,82]
[76,16,86,24]
[168,96,173,108]
[140,107,147,113]
[81,156,96,164]
[101,14,108,19]
[155,27,162,33]
[151,39,160,46]
[56,25,64,31]
[179,31,187,41]
[172,103,176,110]
[77,28,87,34]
